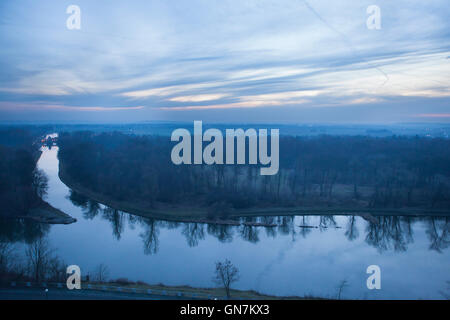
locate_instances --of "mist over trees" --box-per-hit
[58,131,450,214]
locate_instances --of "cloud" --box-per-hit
[0,101,144,112]
[120,82,224,99]
[414,113,450,118]
[0,0,449,122]
[168,94,230,102]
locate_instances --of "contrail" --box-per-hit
[301,0,389,87]
[254,238,296,292]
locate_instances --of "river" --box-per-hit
[5,145,450,299]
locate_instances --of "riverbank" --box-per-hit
[24,200,76,224]
[27,147,76,224]
[2,199,77,224]
[0,282,325,300]
[59,163,450,224]
[81,281,324,300]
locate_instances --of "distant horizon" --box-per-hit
[2,120,450,126]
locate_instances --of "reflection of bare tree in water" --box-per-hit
[127,214,139,229]
[345,216,359,241]
[68,191,101,220]
[182,223,205,247]
[68,190,88,208]
[165,221,181,230]
[84,200,101,220]
[365,216,413,252]
[319,215,336,231]
[207,224,233,243]
[298,216,313,238]
[277,216,296,241]
[426,217,450,253]
[102,207,125,240]
[262,217,277,238]
[69,192,127,240]
[240,223,259,243]
[240,226,259,243]
[0,218,50,244]
[403,216,414,244]
[139,218,159,255]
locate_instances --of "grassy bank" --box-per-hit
[85,280,324,300]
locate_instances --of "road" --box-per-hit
[0,287,189,300]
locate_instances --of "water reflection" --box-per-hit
[65,190,450,256]
[345,216,359,241]
[182,223,205,247]
[240,225,259,243]
[207,223,234,243]
[0,218,50,244]
[426,217,450,253]
[365,216,414,252]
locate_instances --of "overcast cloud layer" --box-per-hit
[0,0,449,123]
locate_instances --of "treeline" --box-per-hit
[58,131,450,214]
[0,128,48,218]
[0,236,67,284]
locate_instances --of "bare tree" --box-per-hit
[93,263,110,283]
[1,242,27,281]
[32,169,49,199]
[48,256,67,282]
[0,242,15,275]
[440,281,450,300]
[345,216,359,241]
[213,259,240,299]
[336,279,349,300]
[26,237,52,282]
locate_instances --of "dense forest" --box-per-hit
[0,128,49,218]
[58,131,450,217]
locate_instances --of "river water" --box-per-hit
[7,145,450,299]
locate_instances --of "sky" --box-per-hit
[0,0,449,123]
